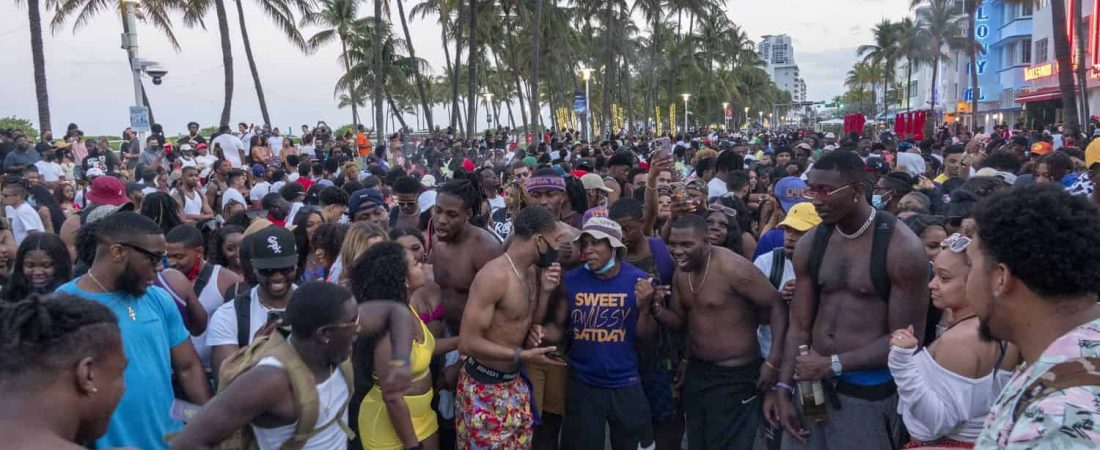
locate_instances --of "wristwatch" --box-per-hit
[830,354,843,377]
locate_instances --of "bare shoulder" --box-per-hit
[931,326,993,378]
[472,257,509,286]
[713,246,755,280]
[471,226,503,251]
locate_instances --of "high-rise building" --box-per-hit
[759,34,807,103]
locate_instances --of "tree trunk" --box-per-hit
[464,0,479,137]
[501,7,528,134]
[1075,0,1091,133]
[440,19,453,132]
[601,0,613,138]
[906,59,913,114]
[396,0,433,130]
[451,6,464,131]
[529,0,543,134]
[883,61,890,125]
[27,0,51,134]
[235,0,271,126]
[373,0,385,143]
[931,57,940,125]
[214,0,233,127]
[1051,0,1081,135]
[339,37,359,127]
[386,89,409,130]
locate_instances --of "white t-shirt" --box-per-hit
[34,161,64,183]
[6,202,44,245]
[488,195,505,212]
[252,356,349,450]
[267,136,285,158]
[207,286,293,349]
[222,187,248,210]
[753,250,794,358]
[707,177,728,200]
[213,134,246,168]
[251,181,286,203]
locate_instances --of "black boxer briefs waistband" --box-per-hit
[464,357,519,384]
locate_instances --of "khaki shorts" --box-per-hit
[526,359,568,416]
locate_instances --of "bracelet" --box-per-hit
[764,360,779,371]
[774,382,795,394]
[388,358,409,368]
[512,347,523,365]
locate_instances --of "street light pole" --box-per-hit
[722,102,730,129]
[682,93,691,134]
[122,0,144,139]
[484,93,493,131]
[581,68,593,141]
[743,106,749,130]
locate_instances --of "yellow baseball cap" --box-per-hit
[777,203,822,232]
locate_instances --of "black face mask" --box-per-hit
[535,235,559,268]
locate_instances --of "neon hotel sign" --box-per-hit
[1023,0,1100,82]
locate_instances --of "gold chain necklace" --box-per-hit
[688,251,712,294]
[87,271,136,321]
[505,253,533,303]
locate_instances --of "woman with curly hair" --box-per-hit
[4,233,72,302]
[290,208,326,282]
[349,241,437,450]
[306,222,347,283]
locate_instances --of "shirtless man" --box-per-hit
[429,177,503,334]
[457,206,563,449]
[776,150,929,449]
[658,214,787,449]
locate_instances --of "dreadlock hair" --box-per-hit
[4,234,72,302]
[139,192,183,235]
[0,293,120,390]
[564,175,589,213]
[439,171,488,218]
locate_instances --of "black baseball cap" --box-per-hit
[348,188,385,217]
[249,227,298,269]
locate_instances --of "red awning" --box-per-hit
[1016,87,1078,103]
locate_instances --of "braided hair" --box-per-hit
[439,170,488,218]
[0,294,120,390]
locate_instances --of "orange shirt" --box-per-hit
[356,132,372,157]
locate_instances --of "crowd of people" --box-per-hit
[2,117,1100,450]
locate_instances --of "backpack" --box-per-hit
[808,211,897,302]
[215,329,356,450]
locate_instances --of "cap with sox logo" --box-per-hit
[249,226,298,269]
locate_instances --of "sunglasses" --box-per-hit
[257,267,295,277]
[707,203,738,218]
[117,242,167,263]
[803,183,856,200]
[941,233,971,253]
[320,313,360,333]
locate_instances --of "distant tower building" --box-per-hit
[758,34,806,103]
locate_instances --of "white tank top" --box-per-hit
[191,264,223,369]
[252,356,350,450]
[179,188,203,216]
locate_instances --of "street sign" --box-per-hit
[129,106,150,132]
[573,92,587,113]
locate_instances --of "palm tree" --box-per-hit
[236,0,314,126]
[184,0,234,126]
[373,0,385,142]
[894,17,926,114]
[464,0,478,136]
[18,0,51,133]
[1050,0,1081,135]
[915,0,972,124]
[302,0,367,126]
[858,19,898,122]
[394,0,433,130]
[846,61,880,115]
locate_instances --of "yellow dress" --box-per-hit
[357,307,438,450]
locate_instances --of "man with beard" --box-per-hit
[56,212,211,450]
[967,186,1100,448]
[172,166,215,226]
[207,227,300,376]
[3,134,40,172]
[775,150,929,449]
[605,151,635,204]
[457,206,563,449]
[166,224,243,371]
[657,214,787,449]
[169,281,417,450]
[429,177,502,334]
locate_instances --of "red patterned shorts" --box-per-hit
[455,363,533,450]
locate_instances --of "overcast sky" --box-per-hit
[0,0,910,135]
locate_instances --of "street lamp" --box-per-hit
[580,67,594,141]
[722,102,730,129]
[682,93,691,133]
[769,112,774,130]
[743,106,750,129]
[758,111,762,128]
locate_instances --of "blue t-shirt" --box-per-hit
[564,261,648,388]
[57,280,190,450]
[752,228,785,260]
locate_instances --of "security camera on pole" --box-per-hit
[121,0,166,140]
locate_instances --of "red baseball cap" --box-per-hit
[86,176,129,206]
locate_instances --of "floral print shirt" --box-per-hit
[974,317,1100,449]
